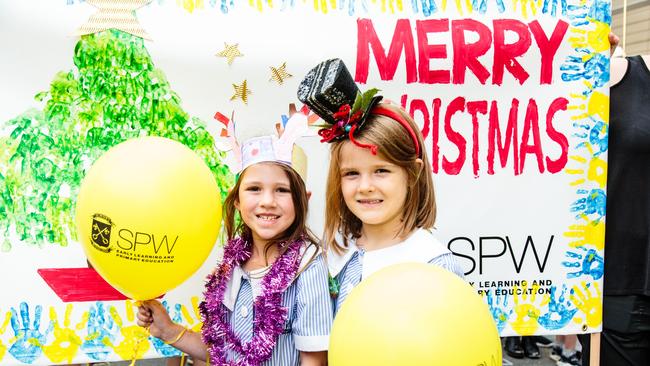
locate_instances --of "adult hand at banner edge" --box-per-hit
[609,32,620,57]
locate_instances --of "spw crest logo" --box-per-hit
[91,213,114,252]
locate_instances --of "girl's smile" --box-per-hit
[339,142,409,236]
[236,163,296,246]
[357,199,383,206]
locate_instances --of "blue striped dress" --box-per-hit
[216,244,332,365]
[328,228,465,314]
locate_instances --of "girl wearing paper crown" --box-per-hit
[137,111,332,366]
[297,59,464,313]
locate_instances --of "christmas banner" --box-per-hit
[0,0,610,364]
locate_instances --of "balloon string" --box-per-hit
[129,326,149,366]
[129,314,149,366]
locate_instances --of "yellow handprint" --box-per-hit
[566,154,607,189]
[377,0,404,13]
[566,140,608,190]
[441,0,473,15]
[512,0,538,18]
[568,21,611,54]
[42,305,83,364]
[570,90,609,124]
[0,311,11,362]
[570,281,602,328]
[176,0,205,13]
[103,300,150,361]
[586,91,609,123]
[510,282,549,335]
[309,0,339,14]
[564,213,605,250]
[246,0,283,12]
[180,296,204,333]
[586,156,607,189]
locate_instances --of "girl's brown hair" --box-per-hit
[223,162,319,261]
[324,103,436,254]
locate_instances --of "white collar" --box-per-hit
[326,235,358,278]
[327,228,450,279]
[222,242,319,310]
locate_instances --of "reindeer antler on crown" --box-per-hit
[214,111,243,172]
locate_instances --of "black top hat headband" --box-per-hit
[297,58,420,157]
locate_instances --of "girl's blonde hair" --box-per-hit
[324,103,436,254]
[223,162,319,259]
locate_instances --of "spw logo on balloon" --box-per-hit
[89,212,179,262]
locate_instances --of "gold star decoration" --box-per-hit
[216,43,243,65]
[269,62,293,85]
[76,0,152,40]
[230,80,252,104]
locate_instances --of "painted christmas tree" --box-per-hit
[0,29,233,251]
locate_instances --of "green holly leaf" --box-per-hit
[312,122,331,129]
[361,88,379,108]
[351,92,363,115]
[351,88,380,115]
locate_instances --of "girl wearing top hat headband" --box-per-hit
[297,58,465,313]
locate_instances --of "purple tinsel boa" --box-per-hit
[199,236,303,366]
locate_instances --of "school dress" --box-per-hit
[328,228,465,313]
[217,244,332,365]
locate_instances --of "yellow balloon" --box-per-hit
[329,263,501,366]
[76,136,222,300]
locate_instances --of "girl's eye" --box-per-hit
[376,168,390,174]
[342,171,358,177]
[245,186,261,192]
[276,187,291,193]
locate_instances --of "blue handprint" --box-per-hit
[574,119,608,156]
[8,302,46,364]
[410,0,438,16]
[588,0,611,24]
[538,285,578,330]
[486,291,512,333]
[563,246,604,280]
[571,188,606,221]
[150,301,182,357]
[81,302,119,361]
[541,0,567,17]
[279,0,295,10]
[471,0,505,14]
[218,0,235,13]
[567,0,611,26]
[561,53,610,94]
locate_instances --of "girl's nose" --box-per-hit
[358,174,375,193]
[259,190,277,206]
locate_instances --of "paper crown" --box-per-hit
[239,135,307,177]
[214,106,315,181]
